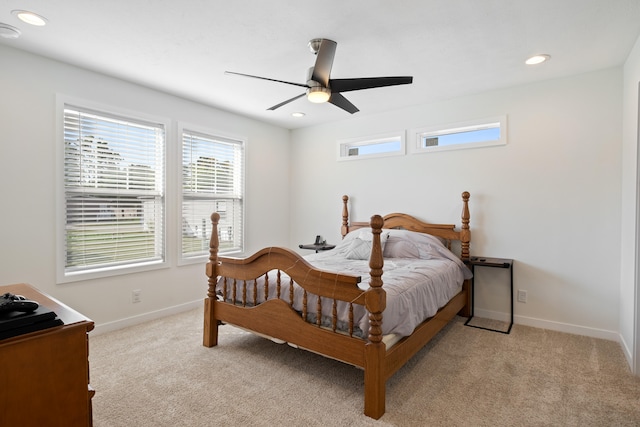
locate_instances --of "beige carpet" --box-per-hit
[89,308,640,426]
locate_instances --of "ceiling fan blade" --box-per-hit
[311,39,337,87]
[225,71,308,88]
[267,93,306,111]
[329,93,359,114]
[330,76,413,93]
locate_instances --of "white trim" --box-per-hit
[634,82,640,375]
[90,299,202,336]
[474,308,620,342]
[620,332,634,370]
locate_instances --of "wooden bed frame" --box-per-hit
[203,191,471,419]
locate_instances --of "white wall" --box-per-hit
[0,42,632,359]
[0,45,291,333]
[621,34,640,373]
[290,68,623,340]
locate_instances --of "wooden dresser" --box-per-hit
[0,283,94,427]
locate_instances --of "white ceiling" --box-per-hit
[2,1,640,130]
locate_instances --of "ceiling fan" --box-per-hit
[225,38,413,114]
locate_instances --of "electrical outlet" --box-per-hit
[517,289,527,303]
[131,289,141,304]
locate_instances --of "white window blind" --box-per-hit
[182,130,244,258]
[63,106,165,275]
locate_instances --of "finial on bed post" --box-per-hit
[367,214,386,344]
[207,212,221,299]
[341,195,349,239]
[461,192,471,261]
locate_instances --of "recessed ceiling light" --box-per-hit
[0,23,21,39]
[525,54,550,65]
[291,112,305,118]
[12,10,48,26]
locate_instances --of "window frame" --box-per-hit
[409,116,507,154]
[337,130,406,161]
[178,122,245,265]
[56,96,170,283]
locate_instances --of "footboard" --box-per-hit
[203,213,387,369]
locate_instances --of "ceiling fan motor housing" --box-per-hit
[307,66,324,88]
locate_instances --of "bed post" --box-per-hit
[459,191,472,317]
[364,214,386,419]
[203,212,220,348]
[341,195,349,239]
[460,191,471,261]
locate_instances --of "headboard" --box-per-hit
[340,192,471,261]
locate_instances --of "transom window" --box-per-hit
[337,131,405,160]
[411,116,507,153]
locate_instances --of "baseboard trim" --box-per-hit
[473,308,620,342]
[90,299,202,336]
[619,332,634,372]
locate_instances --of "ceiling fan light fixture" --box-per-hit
[525,54,550,65]
[307,86,330,103]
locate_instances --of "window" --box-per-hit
[338,131,405,161]
[181,127,244,260]
[61,105,166,280]
[411,116,507,153]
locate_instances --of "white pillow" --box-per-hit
[383,229,446,259]
[383,239,421,258]
[345,229,389,260]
